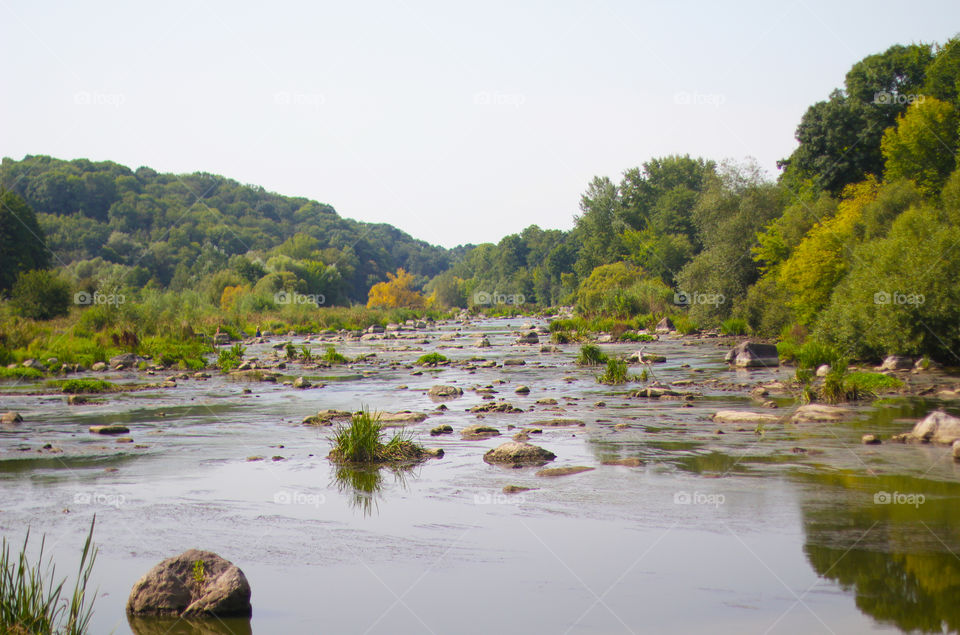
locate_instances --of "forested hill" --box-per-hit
[0,155,461,303]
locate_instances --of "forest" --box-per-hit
[2,35,960,364]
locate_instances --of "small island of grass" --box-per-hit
[328,410,427,465]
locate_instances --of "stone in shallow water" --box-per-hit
[483,442,556,467]
[536,466,595,477]
[90,424,130,435]
[462,424,501,440]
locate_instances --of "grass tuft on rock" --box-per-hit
[576,344,608,366]
[329,410,425,465]
[415,352,448,366]
[321,346,349,364]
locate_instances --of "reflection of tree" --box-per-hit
[799,470,960,633]
[333,465,413,517]
[127,615,252,635]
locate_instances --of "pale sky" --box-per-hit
[1,0,957,248]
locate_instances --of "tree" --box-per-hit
[923,37,960,103]
[366,268,425,309]
[10,270,71,320]
[881,97,960,195]
[0,188,50,293]
[573,177,626,276]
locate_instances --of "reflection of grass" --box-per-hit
[0,517,98,634]
[334,466,384,517]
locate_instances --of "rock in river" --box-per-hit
[789,404,854,423]
[880,355,914,371]
[428,385,463,399]
[901,410,960,445]
[90,424,130,435]
[712,410,779,425]
[127,549,251,618]
[1,411,23,425]
[724,341,779,368]
[462,424,501,440]
[483,442,556,467]
[536,466,595,477]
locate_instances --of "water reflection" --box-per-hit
[127,615,252,635]
[333,465,413,516]
[799,470,960,633]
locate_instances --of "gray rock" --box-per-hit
[953,440,960,461]
[292,377,311,389]
[789,404,854,423]
[91,361,108,372]
[109,353,141,369]
[126,549,251,618]
[462,424,501,440]
[21,359,46,371]
[475,337,492,348]
[725,341,779,368]
[483,442,556,467]
[907,410,960,445]
[816,364,831,377]
[516,331,539,344]
[655,317,675,333]
[430,424,453,436]
[881,355,913,371]
[428,385,463,399]
[862,434,881,445]
[90,424,130,434]
[514,385,530,394]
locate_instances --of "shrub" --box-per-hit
[322,346,348,364]
[597,358,631,384]
[10,271,71,321]
[329,410,424,464]
[54,379,117,394]
[0,367,44,381]
[217,343,246,372]
[720,318,749,336]
[551,331,571,344]
[415,352,448,366]
[576,344,608,366]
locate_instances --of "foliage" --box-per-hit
[321,346,348,364]
[54,379,117,394]
[217,343,246,372]
[0,367,44,381]
[576,344,608,366]
[329,410,424,464]
[366,268,426,309]
[597,358,631,384]
[415,352,448,366]
[0,518,98,635]
[720,318,749,336]
[0,189,50,293]
[881,97,960,195]
[10,271,71,321]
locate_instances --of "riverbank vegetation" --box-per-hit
[328,410,426,465]
[2,36,960,367]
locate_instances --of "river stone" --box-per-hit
[529,418,585,427]
[725,341,779,368]
[1,411,23,424]
[110,353,141,369]
[953,440,960,461]
[514,385,530,394]
[91,362,108,371]
[430,424,453,436]
[67,395,90,405]
[906,410,960,444]
[462,424,501,440]
[789,404,854,423]
[601,457,643,467]
[483,442,556,467]
[126,549,251,618]
[596,334,614,343]
[90,424,130,434]
[292,377,311,389]
[470,401,523,413]
[712,410,779,425]
[516,332,539,344]
[655,317,674,333]
[880,355,913,371]
[379,411,427,425]
[535,398,558,405]
[302,409,352,426]
[428,385,463,399]
[536,466,595,477]
[816,364,831,377]
[475,337,492,348]
[862,434,881,445]
[503,485,536,494]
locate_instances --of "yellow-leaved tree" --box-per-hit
[366,268,426,309]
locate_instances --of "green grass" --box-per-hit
[321,346,349,364]
[329,410,425,464]
[217,343,246,372]
[819,365,902,403]
[50,379,118,394]
[138,337,210,370]
[0,517,98,635]
[0,368,44,381]
[597,358,631,384]
[778,338,843,370]
[720,318,749,336]
[671,314,699,335]
[575,344,608,366]
[618,332,655,342]
[845,371,904,393]
[415,352,448,366]
[550,331,571,344]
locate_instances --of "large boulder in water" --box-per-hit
[126,549,251,618]
[904,410,960,445]
[483,441,556,467]
[724,341,779,368]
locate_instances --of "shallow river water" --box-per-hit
[2,317,960,634]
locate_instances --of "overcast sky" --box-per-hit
[1,0,957,248]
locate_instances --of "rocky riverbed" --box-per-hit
[2,316,960,633]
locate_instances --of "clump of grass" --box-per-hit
[329,410,425,464]
[51,379,118,394]
[720,318,749,336]
[821,367,903,403]
[671,314,699,335]
[217,343,246,372]
[285,342,297,360]
[415,352,448,366]
[321,346,349,364]
[846,371,903,393]
[138,337,210,370]
[551,331,571,344]
[576,344,608,366]
[0,517,98,635]
[618,332,655,343]
[779,338,843,370]
[299,346,313,362]
[0,367,44,381]
[597,358,631,385]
